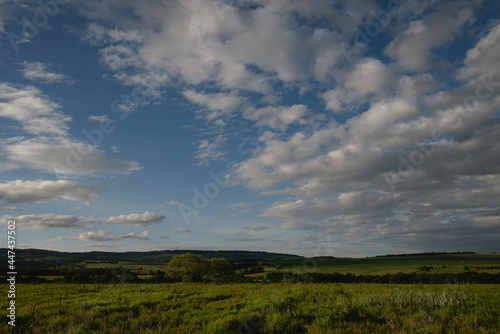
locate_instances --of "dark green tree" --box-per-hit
[167,253,209,282]
[205,258,236,283]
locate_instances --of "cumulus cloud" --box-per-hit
[243,105,311,131]
[244,225,271,232]
[3,211,165,234]
[78,230,149,242]
[0,83,70,136]
[5,139,141,176]
[323,58,395,112]
[20,61,74,85]
[2,213,96,230]
[385,4,475,72]
[229,12,500,255]
[76,0,374,98]
[0,180,106,205]
[24,0,497,254]
[100,212,165,227]
[289,235,319,242]
[0,83,141,176]
[183,90,244,123]
[457,22,500,80]
[82,22,144,45]
[227,231,263,242]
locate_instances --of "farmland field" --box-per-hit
[2,283,499,333]
[80,253,500,277]
[270,254,500,276]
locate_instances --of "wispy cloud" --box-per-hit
[227,232,263,242]
[20,61,74,85]
[244,225,271,232]
[88,115,112,123]
[0,83,70,136]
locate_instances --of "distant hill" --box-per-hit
[2,248,304,268]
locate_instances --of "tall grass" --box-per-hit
[1,283,499,333]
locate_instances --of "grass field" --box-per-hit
[269,254,500,276]
[80,254,500,279]
[2,283,499,333]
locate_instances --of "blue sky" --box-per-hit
[1,0,500,257]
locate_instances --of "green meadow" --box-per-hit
[2,283,499,333]
[272,254,500,275]
[80,253,500,277]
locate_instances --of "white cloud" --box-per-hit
[458,22,500,80]
[345,58,395,95]
[78,230,113,241]
[88,115,112,123]
[76,0,368,94]
[243,105,310,131]
[47,236,73,242]
[244,225,271,232]
[78,230,149,242]
[183,90,243,123]
[229,202,252,215]
[0,205,20,211]
[385,5,475,72]
[82,22,144,45]
[17,0,496,254]
[20,61,74,85]
[172,227,190,233]
[0,83,141,176]
[194,133,227,166]
[5,138,141,176]
[0,13,5,34]
[0,180,106,205]
[159,200,183,207]
[116,230,149,240]
[3,213,96,230]
[323,58,395,112]
[0,83,70,136]
[227,231,263,242]
[289,235,319,242]
[100,212,165,227]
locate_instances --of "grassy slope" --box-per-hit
[2,283,499,333]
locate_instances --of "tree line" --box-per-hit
[2,252,500,285]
